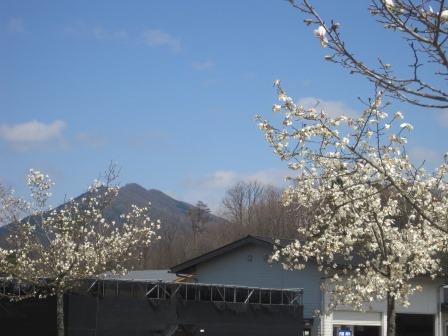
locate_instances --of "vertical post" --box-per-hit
[56,292,65,336]
[233,287,236,303]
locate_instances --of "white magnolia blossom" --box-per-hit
[0,170,160,296]
[0,185,27,228]
[385,0,395,8]
[424,6,448,20]
[314,25,328,47]
[441,10,448,21]
[272,104,282,113]
[257,82,448,314]
[400,122,413,131]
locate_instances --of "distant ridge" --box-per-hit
[0,183,226,241]
[106,183,225,229]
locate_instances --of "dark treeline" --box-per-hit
[139,181,307,269]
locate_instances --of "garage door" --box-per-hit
[396,314,434,336]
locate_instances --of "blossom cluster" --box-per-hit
[0,170,160,295]
[311,1,448,52]
[258,81,448,310]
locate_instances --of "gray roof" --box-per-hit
[105,269,177,282]
[169,234,367,275]
[170,235,283,274]
[251,235,293,247]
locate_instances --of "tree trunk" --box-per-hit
[386,292,396,336]
[56,291,65,336]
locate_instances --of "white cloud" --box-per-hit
[297,97,358,118]
[183,169,289,212]
[437,109,448,128]
[143,29,181,52]
[248,169,289,186]
[64,23,127,40]
[194,169,288,189]
[0,120,66,150]
[192,60,214,70]
[409,146,442,166]
[196,170,240,189]
[7,17,25,33]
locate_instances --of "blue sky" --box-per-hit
[1,0,447,211]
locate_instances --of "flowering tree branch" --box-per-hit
[290,0,448,108]
[257,81,447,336]
[0,168,160,335]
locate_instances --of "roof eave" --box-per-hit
[170,235,275,274]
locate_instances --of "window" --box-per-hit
[333,326,353,336]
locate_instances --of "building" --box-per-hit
[0,268,304,336]
[170,235,447,336]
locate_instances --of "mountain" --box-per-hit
[0,183,226,241]
[106,183,225,230]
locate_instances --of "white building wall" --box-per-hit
[397,278,442,314]
[320,277,445,336]
[189,241,445,336]
[381,312,387,336]
[320,313,333,336]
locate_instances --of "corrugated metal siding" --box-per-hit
[195,243,322,318]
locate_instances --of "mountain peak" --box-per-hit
[105,183,224,230]
[122,182,146,191]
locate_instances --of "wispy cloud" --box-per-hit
[142,29,181,52]
[409,145,443,166]
[76,132,107,148]
[192,169,288,189]
[194,170,240,189]
[0,120,66,151]
[64,22,127,40]
[298,97,358,118]
[183,169,288,211]
[192,60,214,71]
[7,17,25,33]
[437,109,448,128]
[64,24,182,53]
